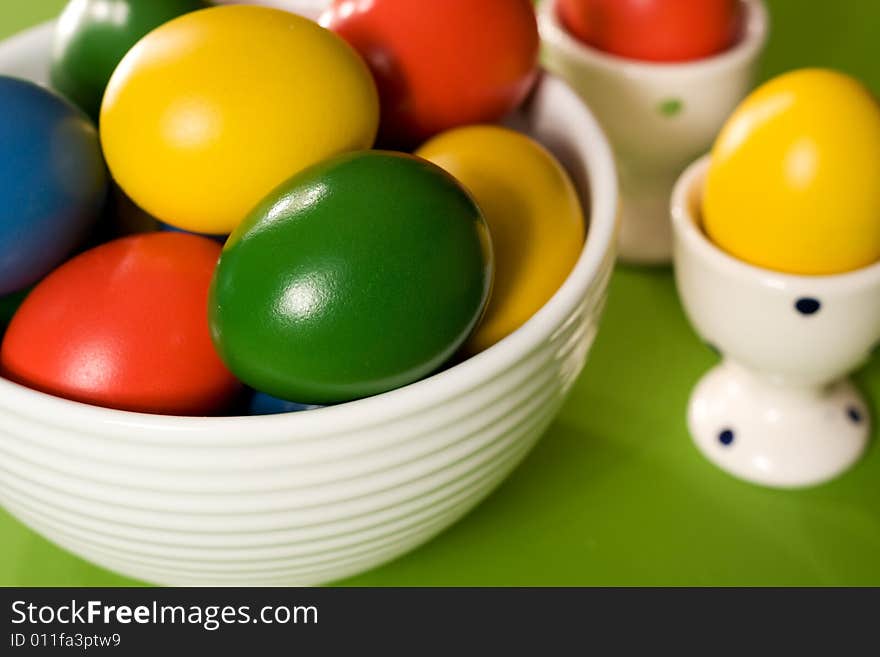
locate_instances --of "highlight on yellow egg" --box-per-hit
[702,68,880,276]
[100,5,379,236]
[417,125,585,353]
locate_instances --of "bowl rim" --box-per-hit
[0,26,618,436]
[538,0,769,78]
[672,155,880,292]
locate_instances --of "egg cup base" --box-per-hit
[688,361,869,489]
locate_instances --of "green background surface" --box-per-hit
[2,0,880,586]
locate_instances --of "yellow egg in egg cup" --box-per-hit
[672,156,880,488]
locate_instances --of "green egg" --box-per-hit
[0,289,29,338]
[209,151,493,405]
[50,0,206,121]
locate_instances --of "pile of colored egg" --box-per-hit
[0,0,587,416]
[703,68,880,275]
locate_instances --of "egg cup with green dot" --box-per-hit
[538,0,768,265]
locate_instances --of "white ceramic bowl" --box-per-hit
[209,0,329,19]
[672,157,876,489]
[539,0,767,265]
[0,23,617,585]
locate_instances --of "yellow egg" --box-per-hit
[100,5,379,235]
[703,68,880,275]
[417,125,585,353]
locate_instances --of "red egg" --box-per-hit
[557,0,743,63]
[1,233,240,415]
[321,0,539,147]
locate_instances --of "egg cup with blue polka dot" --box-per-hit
[538,0,768,265]
[670,156,877,488]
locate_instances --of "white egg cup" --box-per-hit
[538,0,767,265]
[672,156,880,488]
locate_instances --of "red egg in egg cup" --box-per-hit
[538,0,768,265]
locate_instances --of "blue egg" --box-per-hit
[159,222,227,244]
[0,76,107,296]
[248,391,322,416]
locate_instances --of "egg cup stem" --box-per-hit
[688,360,869,488]
[616,170,679,265]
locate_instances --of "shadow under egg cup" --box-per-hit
[539,0,767,265]
[672,156,880,488]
